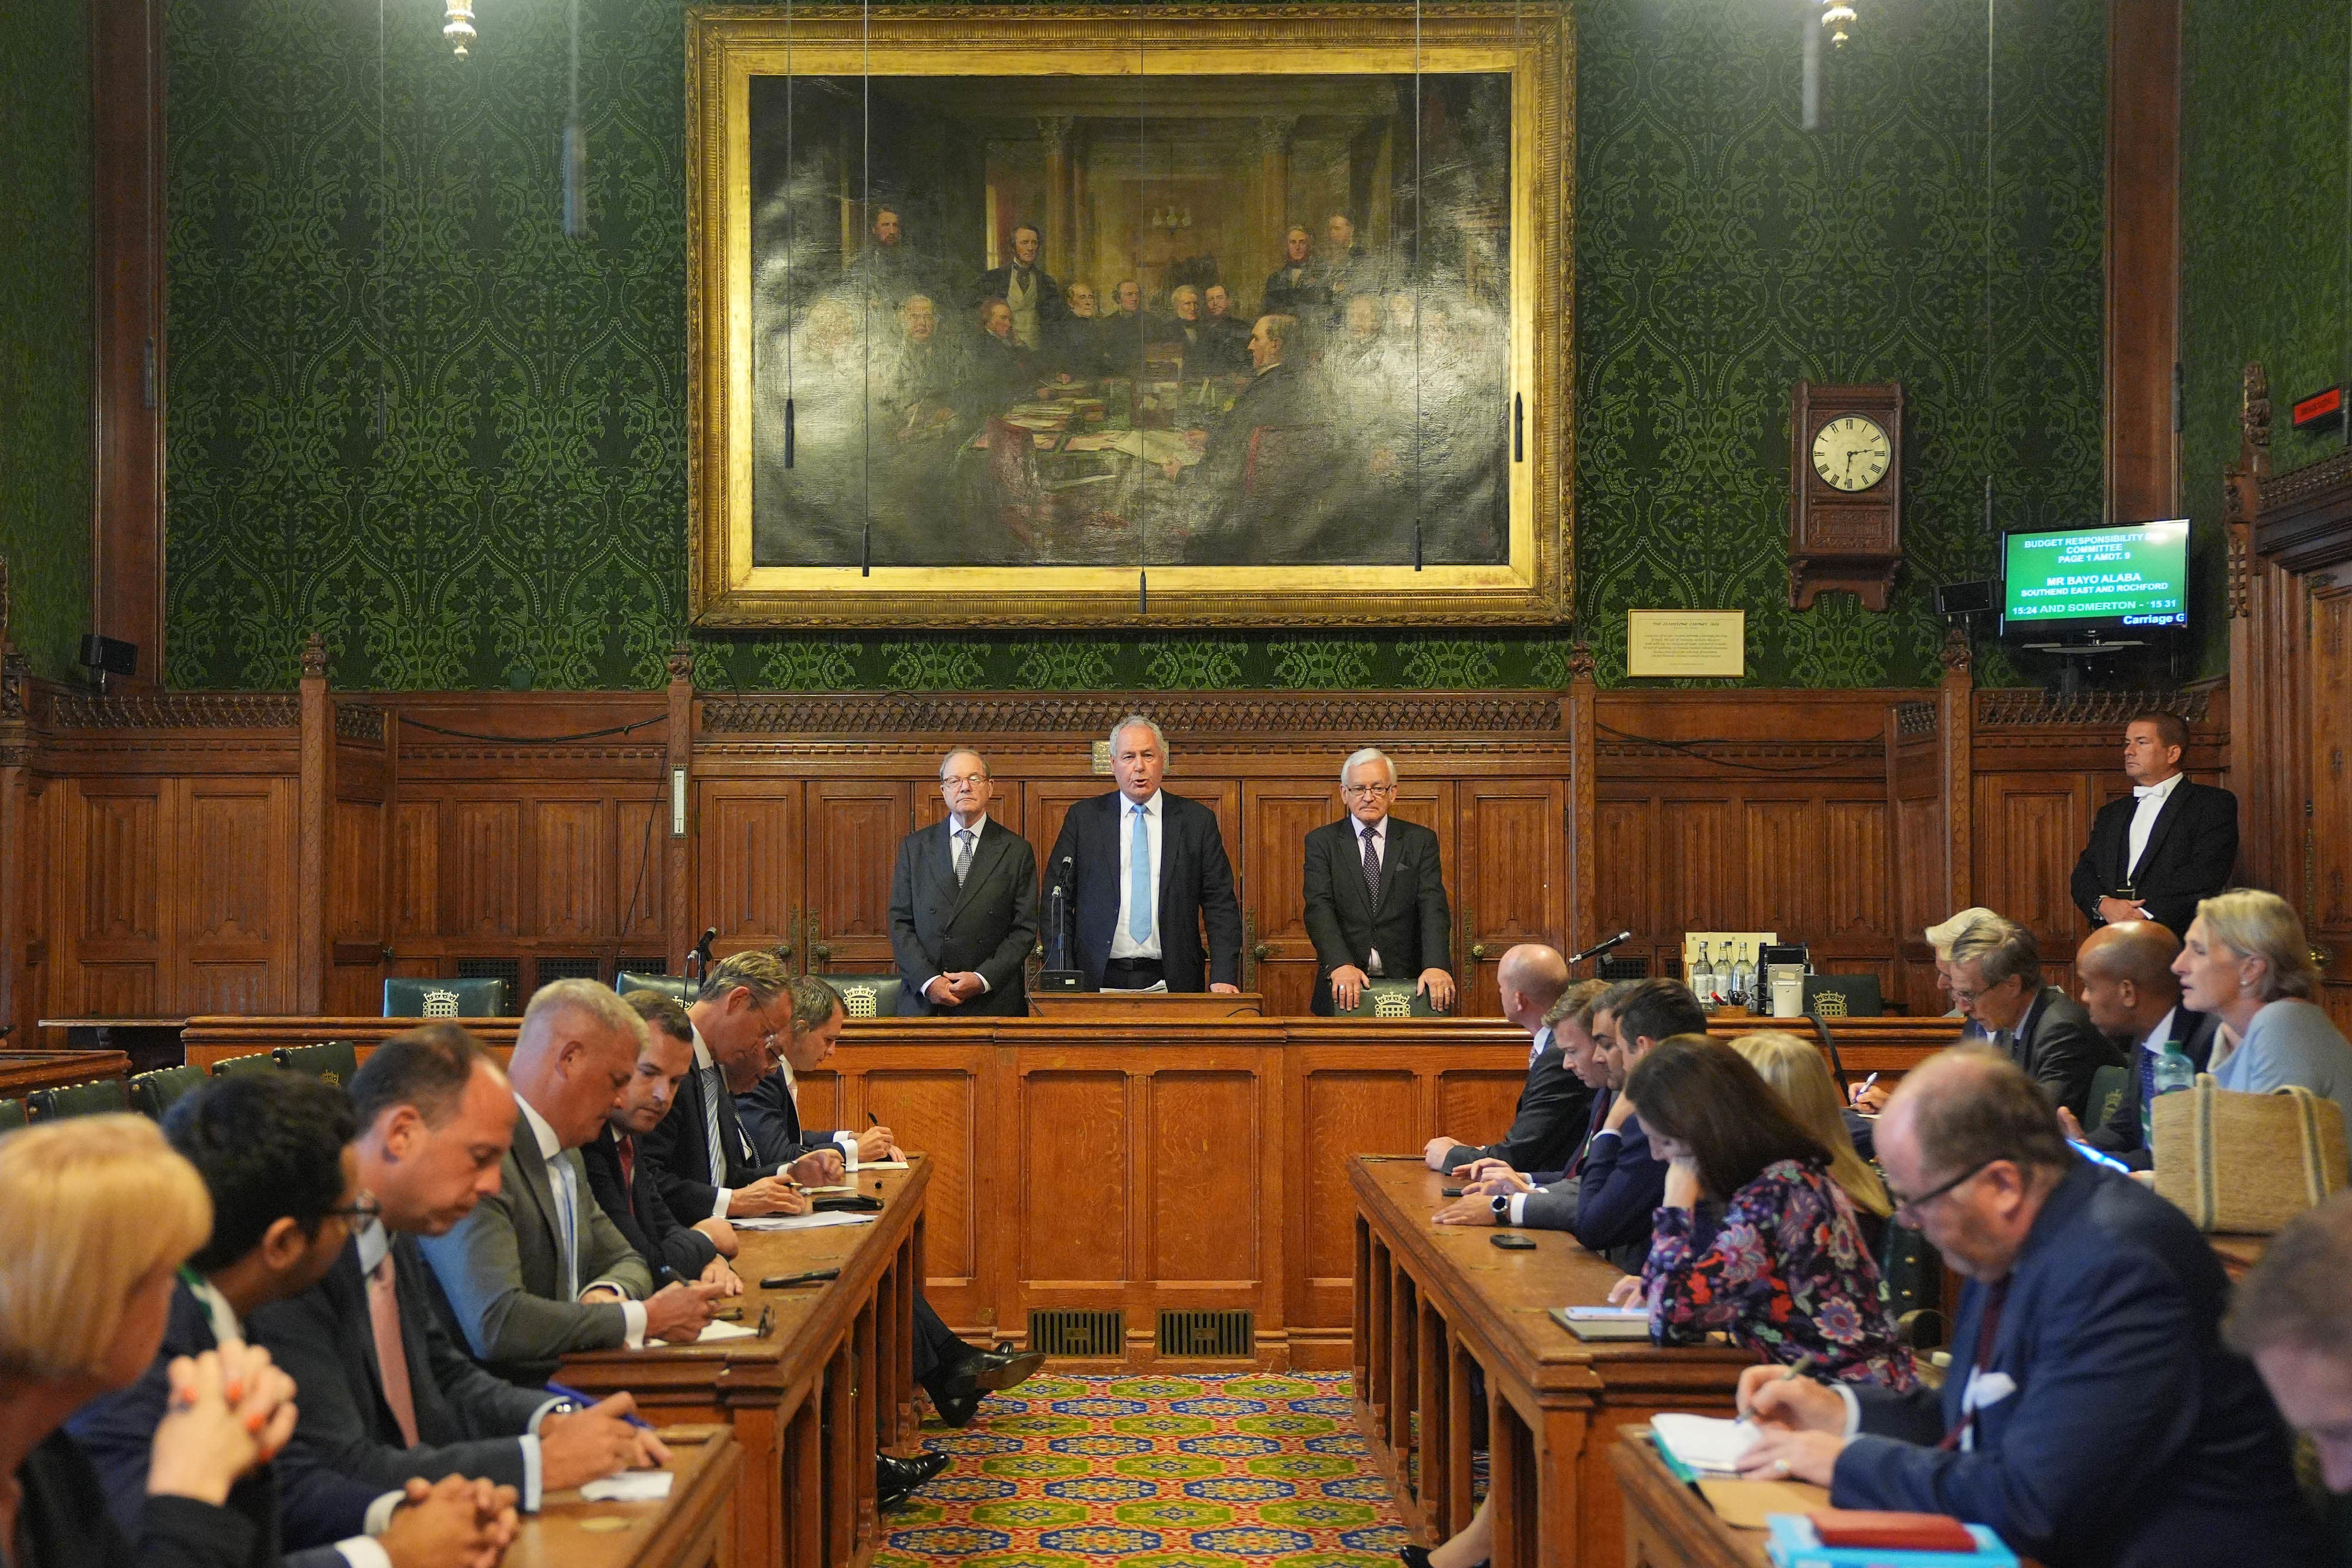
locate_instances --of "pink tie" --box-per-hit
[368,1254,421,1448]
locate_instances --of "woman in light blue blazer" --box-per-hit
[2174,887,2352,1155]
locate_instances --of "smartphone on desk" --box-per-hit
[1490,1234,1538,1250]
[1441,1186,1464,1198]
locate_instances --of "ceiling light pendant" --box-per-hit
[1821,0,1856,48]
[444,0,476,57]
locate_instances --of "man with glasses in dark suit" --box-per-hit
[1302,747,1455,1016]
[888,748,1038,1017]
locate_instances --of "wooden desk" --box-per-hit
[553,1159,928,1568]
[1028,990,1264,1019]
[184,1015,1958,1369]
[512,1424,740,1568]
[1611,1433,1767,1568]
[1351,1158,1755,1568]
[37,1016,188,1074]
[0,1048,132,1101]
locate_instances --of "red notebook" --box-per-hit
[1808,1510,1980,1552]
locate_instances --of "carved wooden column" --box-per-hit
[297,633,333,1012]
[1563,644,1596,958]
[2223,365,2296,896]
[666,644,696,972]
[1041,117,1076,280]
[1938,626,1975,917]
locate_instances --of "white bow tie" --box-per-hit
[2134,784,2163,798]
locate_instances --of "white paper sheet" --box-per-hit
[729,1211,878,1231]
[1649,1413,1760,1477]
[579,1470,674,1502]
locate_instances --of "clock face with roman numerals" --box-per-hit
[1809,414,1891,492]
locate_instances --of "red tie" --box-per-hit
[368,1254,421,1448]
[1939,1279,2010,1451]
[619,1134,637,1195]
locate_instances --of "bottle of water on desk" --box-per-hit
[1690,942,1716,1010]
[2145,1040,2197,1142]
[1730,942,1754,1007]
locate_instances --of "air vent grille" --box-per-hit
[1028,1309,1123,1358]
[1158,1309,1252,1359]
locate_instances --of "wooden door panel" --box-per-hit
[1741,800,1822,939]
[1824,801,1891,940]
[444,798,524,938]
[805,782,913,972]
[614,797,665,943]
[1455,781,1566,1015]
[392,801,440,940]
[1244,781,1339,1005]
[1593,798,1655,955]
[2312,591,2352,938]
[1661,800,1736,935]
[1147,1071,1260,1283]
[1020,1070,1130,1285]
[532,800,612,940]
[696,783,802,952]
[1973,777,2089,944]
[1297,1068,1419,1281]
[174,780,296,1013]
[1436,1064,1528,1148]
[76,784,161,945]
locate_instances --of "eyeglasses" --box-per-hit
[940,773,988,789]
[1885,1158,1996,1221]
[1342,783,1395,798]
[327,1193,383,1226]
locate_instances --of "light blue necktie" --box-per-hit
[1127,803,1153,943]
[552,1154,580,1301]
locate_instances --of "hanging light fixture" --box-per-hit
[1821,0,1856,49]
[443,0,476,57]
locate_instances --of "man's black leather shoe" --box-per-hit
[877,1450,950,1511]
[966,1346,1045,1393]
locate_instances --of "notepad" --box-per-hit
[1549,1307,1649,1341]
[579,1471,674,1503]
[693,1319,760,1340]
[1561,1305,1648,1320]
[1649,1413,1762,1477]
[730,1211,878,1231]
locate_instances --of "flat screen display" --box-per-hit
[2001,520,2189,636]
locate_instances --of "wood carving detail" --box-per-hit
[700,691,1567,737]
[46,693,302,730]
[1975,688,2212,728]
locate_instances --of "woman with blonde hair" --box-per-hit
[1730,1030,1893,1251]
[2176,888,2352,1156]
[0,1114,295,1567]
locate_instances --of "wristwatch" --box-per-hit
[1491,1194,1511,1221]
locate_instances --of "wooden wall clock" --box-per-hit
[1788,380,1904,610]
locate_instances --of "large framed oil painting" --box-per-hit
[686,5,1571,628]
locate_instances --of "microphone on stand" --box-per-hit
[1569,929,1633,967]
[1040,855,1088,992]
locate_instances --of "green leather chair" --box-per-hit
[209,1051,280,1077]
[30,1078,131,1120]
[0,1097,25,1133]
[811,974,904,1021]
[129,1065,209,1120]
[2086,1064,2129,1138]
[1331,979,1444,1019]
[614,972,690,1005]
[275,1041,360,1088]
[383,977,510,1018]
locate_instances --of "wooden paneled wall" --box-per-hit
[0,642,2237,1037]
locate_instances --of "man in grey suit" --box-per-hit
[890,748,1040,1016]
[253,1024,660,1540]
[418,980,721,1382]
[1947,917,2123,1122]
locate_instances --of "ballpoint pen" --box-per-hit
[544,1380,654,1430]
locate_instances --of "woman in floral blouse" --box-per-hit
[1607,1035,1916,1392]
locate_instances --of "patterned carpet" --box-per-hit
[875,1373,1414,1567]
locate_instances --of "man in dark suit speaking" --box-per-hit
[1302,747,1455,1014]
[889,748,1039,1015]
[1047,715,1243,993]
[2069,710,2238,938]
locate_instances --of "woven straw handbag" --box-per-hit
[2151,1073,2350,1233]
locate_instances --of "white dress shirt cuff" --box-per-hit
[337,1539,394,1568]
[526,1397,565,1434]
[620,1299,649,1348]
[977,972,991,992]
[710,1188,732,1221]
[362,1492,403,1537]
[519,1434,543,1511]
[833,1133,860,1163]
[1833,1380,1862,1437]
[1508,1192,1529,1225]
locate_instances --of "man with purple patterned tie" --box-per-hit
[1302,748,1456,1016]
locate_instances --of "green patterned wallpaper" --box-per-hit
[2181,0,2351,678]
[0,0,94,681]
[161,0,2106,692]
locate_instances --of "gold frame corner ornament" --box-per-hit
[684,2,1573,630]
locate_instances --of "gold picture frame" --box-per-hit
[686,4,1572,628]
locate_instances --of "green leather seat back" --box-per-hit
[811,974,904,1021]
[615,972,691,1005]
[130,1065,208,1119]
[31,1078,132,1120]
[0,1097,25,1133]
[209,1051,280,1077]
[383,977,510,1018]
[275,1041,360,1088]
